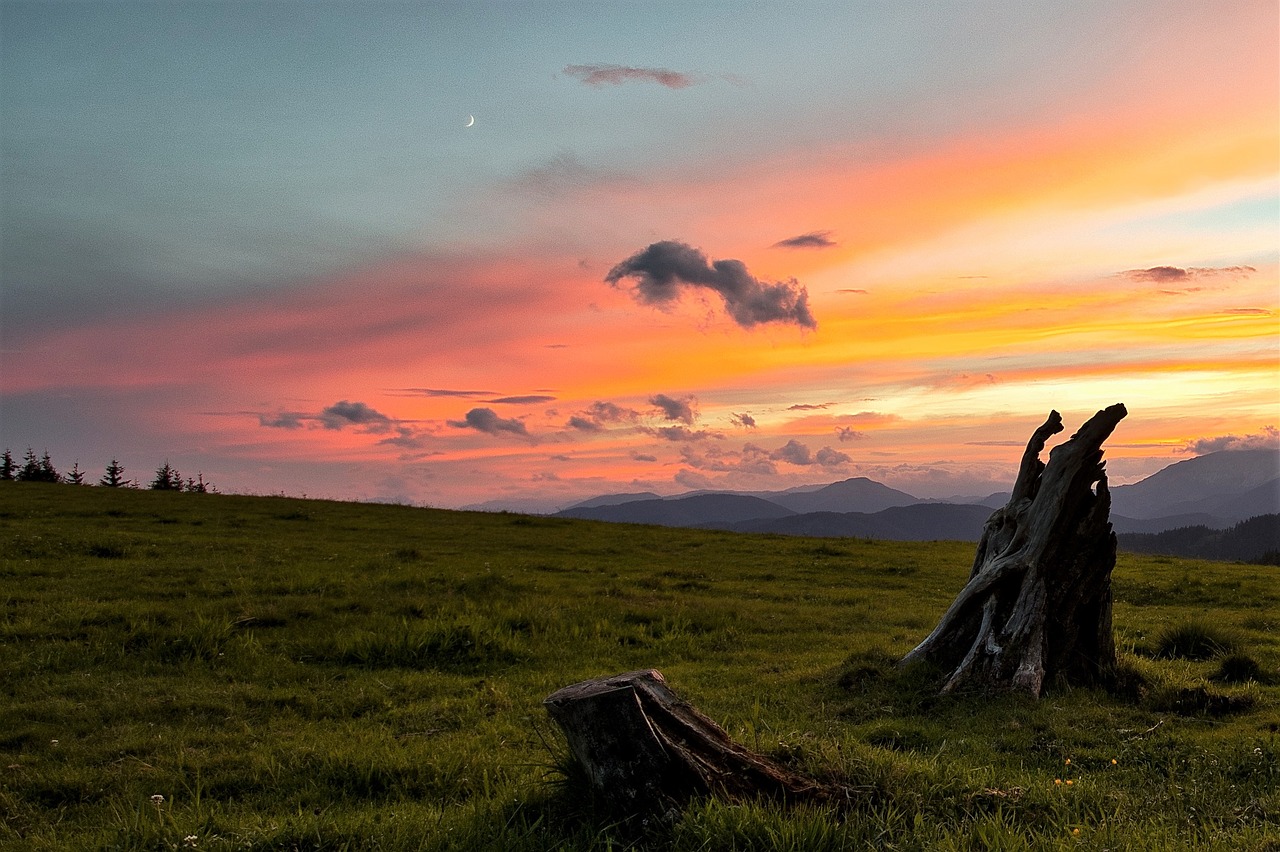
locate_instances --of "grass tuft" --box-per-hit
[1153,619,1241,660]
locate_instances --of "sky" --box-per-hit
[1,0,1277,511]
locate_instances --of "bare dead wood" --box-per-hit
[544,669,829,813]
[901,403,1128,697]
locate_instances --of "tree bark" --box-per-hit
[900,403,1127,697]
[544,669,828,813]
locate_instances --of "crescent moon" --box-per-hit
[465,114,475,127]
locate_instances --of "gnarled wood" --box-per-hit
[901,404,1127,697]
[544,669,828,813]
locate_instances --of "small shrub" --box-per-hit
[1212,653,1266,684]
[1153,620,1240,660]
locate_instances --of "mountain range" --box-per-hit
[554,449,1279,558]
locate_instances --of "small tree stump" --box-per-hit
[901,404,1127,697]
[544,669,827,812]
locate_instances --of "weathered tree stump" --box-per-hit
[900,403,1127,697]
[544,669,828,813]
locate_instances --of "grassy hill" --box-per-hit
[1,482,1276,850]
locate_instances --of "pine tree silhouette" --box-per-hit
[100,459,132,488]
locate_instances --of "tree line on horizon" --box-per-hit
[0,448,214,493]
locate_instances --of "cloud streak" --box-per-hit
[773,231,836,249]
[606,240,816,330]
[564,63,701,89]
[1121,264,1257,283]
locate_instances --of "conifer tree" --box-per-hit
[100,459,132,488]
[17,448,40,481]
[36,450,60,483]
[0,450,14,481]
[67,462,86,485]
[150,462,183,491]
[185,473,212,493]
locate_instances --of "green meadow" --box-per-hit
[1,482,1276,850]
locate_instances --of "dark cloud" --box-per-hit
[320,400,393,431]
[606,240,816,330]
[566,400,640,432]
[815,447,852,467]
[1125,266,1188,282]
[259,400,395,433]
[489,395,557,405]
[770,439,850,468]
[836,427,865,442]
[259,412,306,430]
[773,231,836,249]
[731,412,756,428]
[1122,264,1256,284]
[448,407,530,437]
[650,393,697,425]
[837,288,869,294]
[770,439,813,466]
[564,63,700,89]
[788,403,832,411]
[1221,308,1274,317]
[1182,426,1278,454]
[631,452,658,463]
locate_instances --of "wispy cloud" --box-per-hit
[731,412,756,428]
[1182,425,1279,454]
[647,425,720,442]
[606,240,816,330]
[564,63,701,89]
[566,400,640,432]
[489,395,556,405]
[773,230,836,249]
[1121,264,1256,284]
[391,387,497,398]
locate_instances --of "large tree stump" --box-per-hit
[900,403,1127,697]
[544,669,828,813]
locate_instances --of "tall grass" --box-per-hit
[1,482,1276,850]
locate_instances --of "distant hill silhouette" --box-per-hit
[558,493,795,527]
[1109,449,1278,522]
[552,448,1279,543]
[567,491,663,509]
[766,477,918,514]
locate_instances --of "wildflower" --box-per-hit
[1054,779,1063,785]
[183,836,198,847]
[1072,828,1081,836]
[1064,759,1071,766]
[1066,780,1074,786]
[150,794,164,806]
[1111,759,1118,765]
[50,739,59,747]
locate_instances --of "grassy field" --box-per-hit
[1,482,1276,850]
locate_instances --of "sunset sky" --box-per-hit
[2,1,1277,510]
